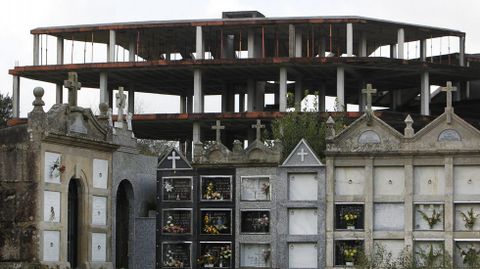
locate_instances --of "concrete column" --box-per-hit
[420,39,427,62]
[56,37,64,65]
[238,93,245,112]
[420,71,430,115]
[255,82,265,111]
[288,24,296,57]
[128,88,135,113]
[56,84,63,104]
[336,67,345,111]
[390,44,397,59]
[295,29,302,57]
[294,79,303,108]
[397,28,405,59]
[180,95,186,113]
[358,32,367,57]
[107,30,116,62]
[222,34,235,59]
[221,85,235,113]
[128,34,136,62]
[279,67,287,112]
[100,72,109,104]
[196,26,204,60]
[364,158,374,255]
[459,36,466,66]
[319,37,326,57]
[193,69,203,113]
[247,79,255,112]
[404,160,414,251]
[444,157,454,257]
[193,122,201,143]
[346,23,353,56]
[187,95,193,114]
[318,84,326,112]
[392,90,402,111]
[12,76,20,118]
[33,34,40,65]
[248,29,256,58]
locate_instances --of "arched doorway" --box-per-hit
[68,178,81,268]
[116,180,134,269]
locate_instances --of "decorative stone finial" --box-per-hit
[32,87,45,112]
[441,81,456,124]
[251,119,265,141]
[98,103,109,119]
[326,116,336,139]
[115,87,127,122]
[404,114,414,138]
[233,140,243,153]
[362,83,377,125]
[64,72,81,107]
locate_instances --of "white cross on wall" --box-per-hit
[297,147,308,162]
[167,151,181,169]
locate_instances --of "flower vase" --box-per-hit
[347,225,355,230]
[204,264,214,268]
[346,261,354,266]
[219,261,223,267]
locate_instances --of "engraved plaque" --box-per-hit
[92,196,107,226]
[358,130,381,144]
[162,209,192,234]
[201,176,232,201]
[91,233,107,262]
[44,152,62,183]
[69,113,88,134]
[44,191,60,223]
[335,167,365,196]
[162,242,191,268]
[289,208,318,235]
[414,166,445,196]
[162,177,192,201]
[438,129,461,141]
[289,174,317,201]
[289,243,317,268]
[240,244,271,268]
[454,166,480,196]
[240,177,270,201]
[201,209,232,235]
[374,203,404,231]
[198,242,232,268]
[93,159,108,189]
[241,211,270,234]
[43,231,60,261]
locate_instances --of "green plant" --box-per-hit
[460,208,479,230]
[418,208,442,229]
[415,244,444,268]
[457,244,480,268]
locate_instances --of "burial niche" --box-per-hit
[67,178,82,268]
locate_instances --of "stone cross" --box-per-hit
[167,150,181,169]
[362,83,377,112]
[297,147,308,162]
[251,119,265,141]
[116,87,127,122]
[211,120,225,143]
[442,81,456,110]
[63,72,82,107]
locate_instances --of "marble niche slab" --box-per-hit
[335,167,365,196]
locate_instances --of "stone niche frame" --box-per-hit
[454,202,480,231]
[413,240,445,268]
[414,203,444,231]
[454,240,480,268]
[161,241,192,269]
[197,241,233,268]
[239,243,272,268]
[335,203,365,230]
[240,175,271,201]
[200,175,233,202]
[161,208,193,235]
[240,209,270,234]
[334,240,364,267]
[162,176,193,202]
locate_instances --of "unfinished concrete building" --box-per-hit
[9,11,480,156]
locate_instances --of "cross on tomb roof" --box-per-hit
[64,72,82,107]
[167,150,181,169]
[297,147,308,162]
[251,119,265,141]
[116,87,127,122]
[362,83,377,112]
[211,120,225,143]
[441,81,456,110]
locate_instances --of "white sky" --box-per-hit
[1,0,479,116]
